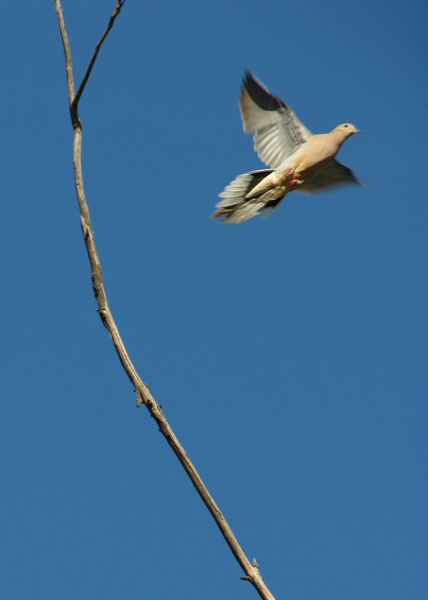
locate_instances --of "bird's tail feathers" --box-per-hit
[212,169,285,223]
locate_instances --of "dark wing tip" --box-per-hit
[338,162,369,189]
[242,70,283,112]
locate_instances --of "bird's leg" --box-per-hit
[285,168,300,188]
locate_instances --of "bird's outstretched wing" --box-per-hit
[240,71,312,168]
[297,160,365,193]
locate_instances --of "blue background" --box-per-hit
[1,1,427,598]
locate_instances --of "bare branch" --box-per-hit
[53,0,75,105]
[53,2,278,599]
[71,0,125,123]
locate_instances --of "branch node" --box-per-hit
[136,389,143,408]
[97,307,109,329]
[80,215,91,238]
[252,557,263,580]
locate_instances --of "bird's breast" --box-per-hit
[279,135,340,186]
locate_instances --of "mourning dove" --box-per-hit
[212,71,364,223]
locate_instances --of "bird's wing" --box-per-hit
[240,71,312,169]
[297,160,365,193]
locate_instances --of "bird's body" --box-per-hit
[212,72,363,223]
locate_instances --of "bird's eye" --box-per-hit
[344,124,348,128]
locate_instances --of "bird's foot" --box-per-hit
[284,169,300,189]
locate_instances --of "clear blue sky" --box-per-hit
[1,1,427,599]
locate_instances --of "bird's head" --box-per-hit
[333,123,361,138]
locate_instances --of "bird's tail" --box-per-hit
[212,169,286,223]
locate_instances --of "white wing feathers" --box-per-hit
[239,71,312,168]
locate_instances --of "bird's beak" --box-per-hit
[354,129,362,134]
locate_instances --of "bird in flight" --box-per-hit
[212,71,364,223]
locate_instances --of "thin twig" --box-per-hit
[71,0,125,125]
[53,2,278,599]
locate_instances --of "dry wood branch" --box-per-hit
[53,2,278,599]
[71,0,125,126]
